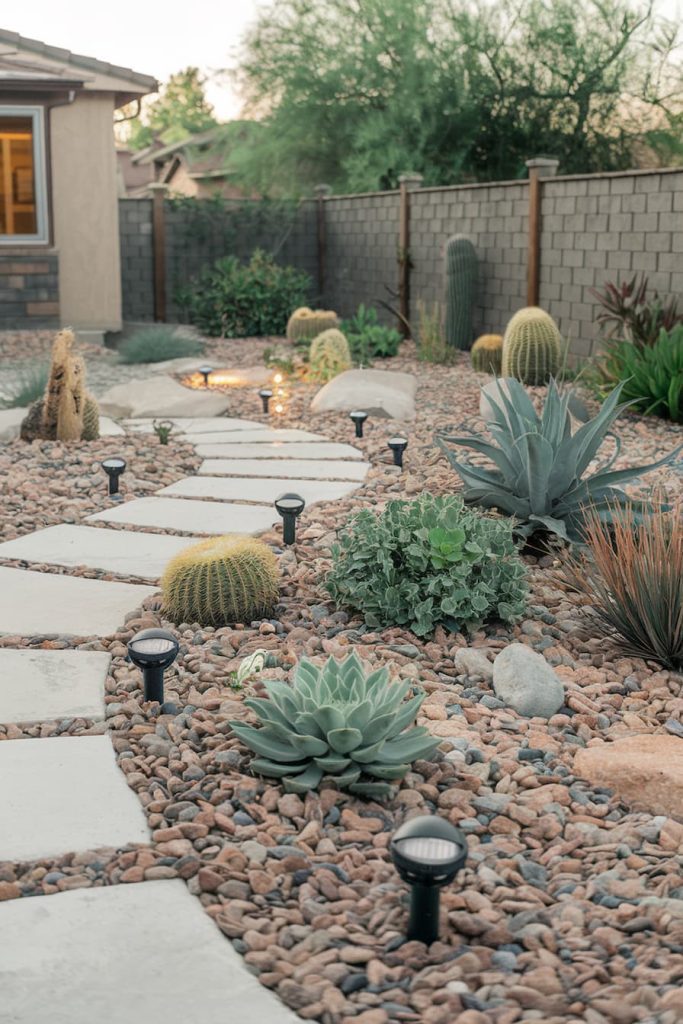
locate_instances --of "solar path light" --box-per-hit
[350,410,368,438]
[198,365,214,387]
[101,457,126,495]
[274,492,305,546]
[127,628,180,704]
[390,815,467,944]
[387,436,408,468]
[259,388,273,413]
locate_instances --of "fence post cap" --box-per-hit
[525,158,560,177]
[147,182,170,193]
[398,172,424,190]
[314,184,332,198]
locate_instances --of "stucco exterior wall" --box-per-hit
[50,93,122,331]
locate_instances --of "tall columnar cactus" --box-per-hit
[42,328,74,438]
[56,353,86,441]
[287,307,339,346]
[21,328,98,442]
[161,536,279,627]
[309,328,352,382]
[501,307,562,385]
[471,334,503,374]
[445,235,477,350]
[82,394,100,441]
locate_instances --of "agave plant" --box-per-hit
[229,652,439,798]
[437,378,681,542]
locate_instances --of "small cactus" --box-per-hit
[471,334,503,374]
[82,394,100,441]
[20,329,98,442]
[287,307,339,346]
[309,328,352,382]
[445,235,477,350]
[502,307,562,385]
[161,535,279,627]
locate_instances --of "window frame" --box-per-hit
[0,104,49,245]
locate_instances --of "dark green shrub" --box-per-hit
[342,304,402,361]
[118,328,204,364]
[183,250,311,337]
[326,493,528,637]
[599,325,683,423]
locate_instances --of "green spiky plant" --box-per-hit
[286,307,339,347]
[0,363,49,409]
[118,327,204,365]
[471,334,503,374]
[161,536,279,626]
[309,328,352,382]
[597,325,683,423]
[501,307,561,384]
[230,651,440,798]
[437,377,681,543]
[444,235,477,350]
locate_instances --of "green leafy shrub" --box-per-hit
[597,325,683,423]
[230,651,439,798]
[118,327,204,364]
[184,250,311,337]
[342,304,402,361]
[326,493,528,637]
[438,378,680,543]
[590,273,682,347]
[0,363,49,409]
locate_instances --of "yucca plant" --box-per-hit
[437,378,681,542]
[230,651,439,798]
[561,501,683,670]
[598,325,683,423]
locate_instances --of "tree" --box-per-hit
[231,0,682,194]
[126,67,218,151]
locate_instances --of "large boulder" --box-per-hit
[310,368,417,420]
[575,735,683,821]
[454,647,494,682]
[493,643,565,718]
[98,377,231,419]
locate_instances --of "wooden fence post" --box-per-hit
[314,184,331,301]
[149,182,168,323]
[525,158,559,307]
[397,173,423,337]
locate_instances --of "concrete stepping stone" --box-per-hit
[98,377,231,419]
[0,880,302,1023]
[195,441,364,460]
[0,567,156,637]
[0,735,149,861]
[178,428,327,445]
[0,649,110,725]
[0,525,192,581]
[160,475,362,505]
[124,417,267,434]
[89,497,277,536]
[99,416,125,436]
[310,367,417,419]
[199,457,371,481]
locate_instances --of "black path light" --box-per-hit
[127,628,180,704]
[259,388,273,414]
[274,492,306,546]
[198,364,214,387]
[350,410,368,438]
[387,436,408,468]
[390,815,468,945]
[101,457,126,495]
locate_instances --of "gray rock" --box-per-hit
[310,368,417,420]
[454,647,494,681]
[492,643,564,718]
[0,408,25,441]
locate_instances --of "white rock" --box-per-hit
[454,647,494,681]
[310,368,417,420]
[493,643,565,718]
[98,377,231,418]
[0,407,25,441]
[479,378,516,425]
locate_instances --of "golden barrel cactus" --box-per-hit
[501,307,562,385]
[471,334,503,374]
[286,307,339,345]
[309,328,352,382]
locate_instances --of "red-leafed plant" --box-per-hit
[590,273,682,348]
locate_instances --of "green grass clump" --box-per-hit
[118,328,204,365]
[0,363,49,409]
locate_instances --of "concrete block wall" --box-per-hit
[119,199,154,322]
[0,251,59,328]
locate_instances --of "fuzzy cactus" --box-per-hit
[309,328,352,382]
[161,535,279,627]
[82,394,100,441]
[286,307,339,346]
[471,334,503,374]
[445,235,477,350]
[20,328,97,442]
[502,307,562,385]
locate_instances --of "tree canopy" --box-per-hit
[126,67,218,151]
[230,0,683,195]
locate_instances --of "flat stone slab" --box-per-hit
[160,475,361,505]
[0,880,301,1024]
[0,525,192,581]
[310,367,417,420]
[0,735,149,860]
[98,377,231,419]
[0,649,110,725]
[575,735,683,820]
[195,441,364,460]
[0,407,25,441]
[124,417,267,434]
[0,566,156,637]
[89,497,277,536]
[199,457,371,481]
[99,416,126,436]
[178,428,328,445]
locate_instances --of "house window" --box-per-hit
[0,106,48,244]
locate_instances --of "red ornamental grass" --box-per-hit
[562,500,683,671]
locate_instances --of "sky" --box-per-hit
[3,0,682,120]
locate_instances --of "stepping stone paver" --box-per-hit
[88,497,277,536]
[124,417,267,434]
[0,735,149,861]
[0,880,302,1024]
[0,525,193,581]
[0,649,110,725]
[195,441,364,460]
[99,416,126,436]
[199,457,371,481]
[178,428,328,444]
[160,475,362,505]
[0,566,156,637]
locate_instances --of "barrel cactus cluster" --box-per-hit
[444,235,477,350]
[471,334,503,374]
[309,328,352,382]
[161,535,279,627]
[286,307,339,346]
[501,307,562,385]
[20,328,100,442]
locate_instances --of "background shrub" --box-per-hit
[342,304,402,362]
[597,325,683,423]
[590,274,682,348]
[183,250,311,337]
[0,363,49,409]
[118,327,204,364]
[326,493,528,637]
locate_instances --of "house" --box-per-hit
[0,29,156,339]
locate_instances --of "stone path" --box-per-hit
[0,403,370,1021]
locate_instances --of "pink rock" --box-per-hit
[574,735,683,821]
